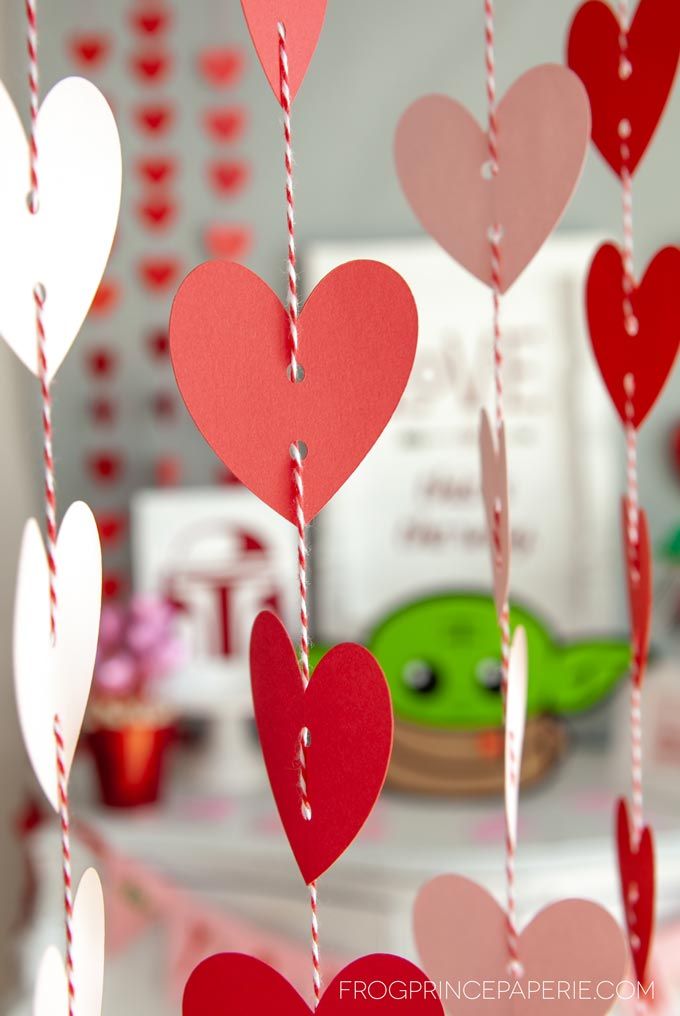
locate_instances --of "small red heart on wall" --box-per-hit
[155,456,182,487]
[130,8,170,35]
[86,347,117,378]
[103,573,126,600]
[203,224,252,260]
[203,107,247,143]
[208,161,250,196]
[131,51,172,83]
[89,397,116,426]
[138,199,176,231]
[197,47,245,88]
[88,453,123,484]
[134,104,175,135]
[151,391,177,420]
[69,33,110,68]
[147,330,170,359]
[96,513,127,547]
[138,258,181,292]
[89,280,120,317]
[137,157,177,186]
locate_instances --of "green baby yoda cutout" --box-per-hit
[310,593,631,730]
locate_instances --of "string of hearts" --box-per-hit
[568,0,680,998]
[3,2,122,1012]
[395,1,630,1008]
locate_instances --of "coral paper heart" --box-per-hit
[184,952,443,1014]
[586,243,680,427]
[33,869,105,1016]
[616,798,655,985]
[567,0,680,176]
[621,498,652,682]
[241,0,327,103]
[14,503,102,811]
[250,611,393,883]
[198,47,245,88]
[479,410,510,618]
[169,260,418,522]
[415,875,627,1015]
[395,65,590,292]
[0,78,120,380]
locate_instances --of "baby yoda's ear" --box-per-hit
[546,641,631,714]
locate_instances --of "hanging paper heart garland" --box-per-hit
[586,243,680,427]
[241,0,327,103]
[250,611,393,884]
[33,868,105,1016]
[414,875,627,1016]
[0,77,121,380]
[14,502,102,811]
[479,410,510,617]
[169,259,418,523]
[567,0,680,176]
[184,952,444,1014]
[394,65,591,291]
[621,497,652,681]
[616,798,655,985]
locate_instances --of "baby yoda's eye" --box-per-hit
[402,660,438,694]
[476,658,503,693]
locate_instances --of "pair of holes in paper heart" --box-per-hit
[627,879,642,951]
[285,364,309,461]
[479,160,505,244]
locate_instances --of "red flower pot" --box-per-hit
[90,724,175,808]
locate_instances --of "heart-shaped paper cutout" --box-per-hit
[395,65,590,292]
[616,797,655,985]
[198,47,245,89]
[0,77,121,380]
[250,611,393,883]
[170,259,418,523]
[415,875,627,1015]
[587,243,680,427]
[184,952,443,1014]
[479,410,510,617]
[621,497,652,683]
[241,0,327,103]
[14,502,102,811]
[33,868,105,1016]
[567,0,680,176]
[505,628,527,852]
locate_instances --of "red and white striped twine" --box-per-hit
[484,0,499,174]
[624,376,640,553]
[26,0,39,213]
[54,715,75,1015]
[505,728,522,978]
[278,22,300,382]
[36,284,57,642]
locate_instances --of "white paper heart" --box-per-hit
[505,627,527,851]
[0,77,121,380]
[14,501,102,810]
[33,868,105,1016]
[479,409,510,618]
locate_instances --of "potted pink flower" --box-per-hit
[88,595,186,808]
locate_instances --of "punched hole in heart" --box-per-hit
[290,440,308,461]
[287,363,305,382]
[487,224,504,244]
[481,159,498,181]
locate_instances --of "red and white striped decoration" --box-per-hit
[25,0,39,213]
[278,22,300,383]
[35,283,58,641]
[54,714,75,1015]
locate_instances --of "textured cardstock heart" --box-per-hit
[586,243,680,428]
[14,502,102,811]
[567,0,680,176]
[415,875,627,1015]
[250,611,393,884]
[241,0,327,102]
[169,259,418,523]
[395,65,590,291]
[33,869,105,1016]
[184,952,444,1014]
[0,77,120,380]
[616,797,655,985]
[479,410,510,617]
[621,498,652,681]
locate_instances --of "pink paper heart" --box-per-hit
[414,875,627,1014]
[479,410,510,617]
[395,65,590,291]
[241,0,327,103]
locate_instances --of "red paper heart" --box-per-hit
[131,51,171,83]
[88,452,123,484]
[138,199,176,231]
[203,224,252,260]
[567,0,680,176]
[137,157,177,186]
[395,65,590,292]
[621,497,652,683]
[138,257,181,292]
[134,104,175,135]
[241,0,327,103]
[616,797,655,985]
[250,611,393,883]
[96,512,127,547]
[130,8,171,35]
[69,33,110,68]
[169,259,418,522]
[203,106,247,142]
[89,279,120,317]
[208,160,250,196]
[184,952,444,1014]
[586,243,680,427]
[197,47,245,88]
